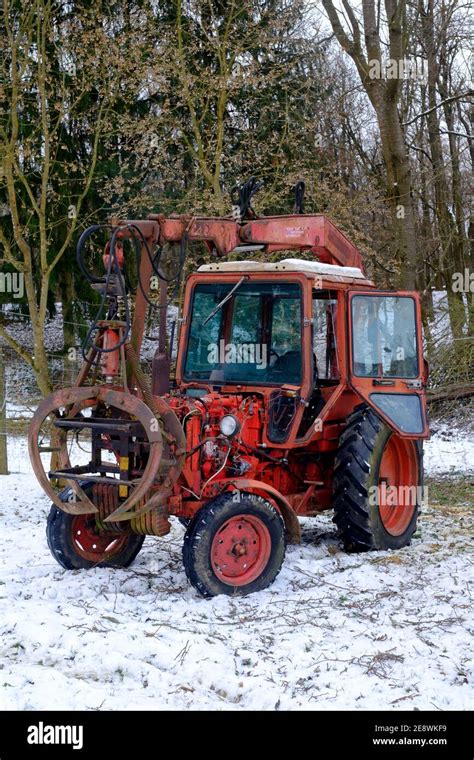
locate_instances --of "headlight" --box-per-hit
[219,414,240,437]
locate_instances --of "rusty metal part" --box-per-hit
[129,493,171,536]
[28,385,163,517]
[93,483,130,532]
[239,215,363,269]
[141,213,364,269]
[152,280,171,395]
[93,483,170,536]
[29,331,186,526]
[117,220,160,358]
[28,387,100,514]
[74,341,99,388]
[103,486,171,523]
[147,215,239,258]
[125,341,186,473]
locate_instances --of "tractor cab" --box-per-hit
[177,259,429,444]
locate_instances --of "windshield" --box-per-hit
[351,295,419,378]
[184,281,302,384]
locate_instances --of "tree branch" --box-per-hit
[402,90,474,126]
[0,323,35,368]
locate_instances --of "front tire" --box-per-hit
[47,485,145,570]
[183,492,286,597]
[333,404,422,552]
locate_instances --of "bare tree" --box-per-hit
[0,0,120,394]
[322,0,419,287]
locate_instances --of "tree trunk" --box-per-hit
[59,264,76,353]
[377,96,418,288]
[421,0,466,339]
[32,323,52,397]
[322,0,419,289]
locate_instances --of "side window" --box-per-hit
[351,296,418,378]
[312,293,339,381]
[185,291,222,376]
[267,295,302,385]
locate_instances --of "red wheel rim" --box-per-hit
[210,515,271,587]
[71,515,127,563]
[378,436,419,536]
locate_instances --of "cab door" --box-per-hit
[348,291,430,438]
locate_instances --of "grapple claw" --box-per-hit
[28,386,165,517]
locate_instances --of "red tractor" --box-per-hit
[29,184,429,596]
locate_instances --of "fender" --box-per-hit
[226,478,301,544]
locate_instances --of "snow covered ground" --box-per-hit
[424,424,474,475]
[0,432,472,711]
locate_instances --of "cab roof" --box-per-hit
[197,258,372,285]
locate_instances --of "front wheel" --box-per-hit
[182,492,286,597]
[333,404,422,552]
[46,485,145,570]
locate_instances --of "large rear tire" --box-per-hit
[47,485,145,570]
[183,492,286,597]
[333,404,422,552]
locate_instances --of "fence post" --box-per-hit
[0,345,8,475]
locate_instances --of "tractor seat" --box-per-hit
[271,350,301,379]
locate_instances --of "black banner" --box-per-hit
[0,710,471,758]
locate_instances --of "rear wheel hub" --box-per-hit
[71,515,127,563]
